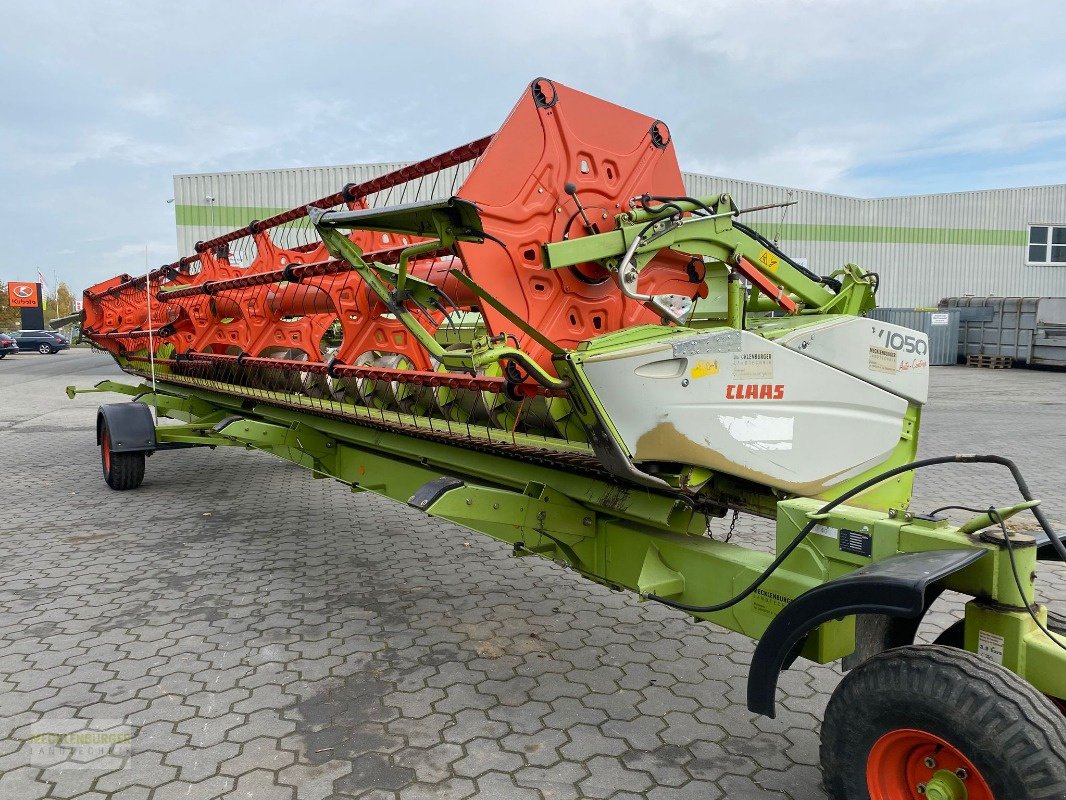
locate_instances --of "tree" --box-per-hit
[54,281,76,318]
[0,282,21,332]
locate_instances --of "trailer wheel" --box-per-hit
[820,645,1066,800]
[100,425,145,490]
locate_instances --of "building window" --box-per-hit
[1028,225,1066,265]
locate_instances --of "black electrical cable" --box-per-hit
[638,195,691,219]
[434,285,462,320]
[561,193,690,242]
[432,284,464,339]
[408,297,438,330]
[639,193,717,219]
[647,454,1066,614]
[992,508,1066,654]
[474,230,510,251]
[561,209,586,239]
[981,454,1066,565]
[431,300,459,339]
[730,220,827,283]
[618,212,682,266]
[927,504,990,516]
[648,455,967,612]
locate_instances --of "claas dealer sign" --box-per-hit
[8,282,39,308]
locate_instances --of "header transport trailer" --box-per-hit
[71,79,1066,799]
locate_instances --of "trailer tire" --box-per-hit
[820,644,1066,800]
[100,424,145,490]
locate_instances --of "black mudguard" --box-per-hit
[747,548,987,718]
[96,402,156,454]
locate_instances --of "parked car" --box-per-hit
[8,330,70,354]
[0,333,18,358]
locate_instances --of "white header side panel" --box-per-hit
[775,317,930,404]
[581,330,909,495]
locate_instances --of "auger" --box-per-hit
[72,78,1066,799]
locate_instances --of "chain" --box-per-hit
[724,509,740,542]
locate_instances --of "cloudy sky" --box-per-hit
[1,0,1064,293]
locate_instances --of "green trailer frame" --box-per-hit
[72,375,1066,713]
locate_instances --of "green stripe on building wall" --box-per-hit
[746,221,1024,246]
[176,204,1027,247]
[175,204,291,228]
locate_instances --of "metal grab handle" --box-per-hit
[613,231,693,325]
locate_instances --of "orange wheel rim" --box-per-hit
[867,728,992,800]
[102,429,111,474]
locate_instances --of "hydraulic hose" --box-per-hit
[647,454,1066,613]
[979,454,1066,565]
[730,220,830,286]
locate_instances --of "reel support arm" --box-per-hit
[542,194,877,318]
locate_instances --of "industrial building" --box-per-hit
[172,164,1066,308]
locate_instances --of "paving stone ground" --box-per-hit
[0,349,1063,800]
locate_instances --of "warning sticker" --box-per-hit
[977,630,1005,665]
[758,249,780,273]
[691,360,719,379]
[733,352,774,379]
[868,346,897,375]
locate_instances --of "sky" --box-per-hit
[1,0,1064,294]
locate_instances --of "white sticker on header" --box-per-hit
[718,414,794,452]
[733,352,774,379]
[869,346,897,375]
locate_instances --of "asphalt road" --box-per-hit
[0,348,1063,799]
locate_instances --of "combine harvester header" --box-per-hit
[74,79,1066,798]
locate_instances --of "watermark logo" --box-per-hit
[28,719,133,770]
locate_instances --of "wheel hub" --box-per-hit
[923,769,967,800]
[867,728,992,800]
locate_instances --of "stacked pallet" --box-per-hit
[967,354,1013,369]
